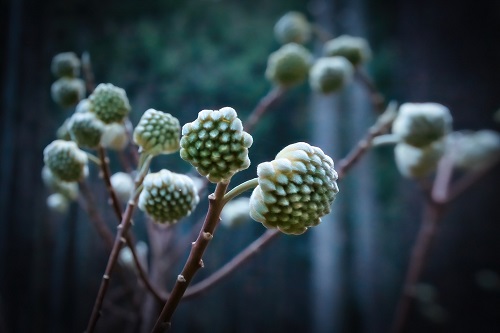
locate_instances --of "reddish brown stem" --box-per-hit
[355,68,385,113]
[243,86,286,134]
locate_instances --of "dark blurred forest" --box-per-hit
[1,0,500,332]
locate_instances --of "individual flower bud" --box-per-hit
[274,12,311,45]
[88,83,131,124]
[394,141,444,178]
[180,107,253,183]
[249,142,339,235]
[266,43,312,87]
[309,57,354,94]
[220,197,250,228]
[101,123,129,151]
[110,172,135,203]
[41,166,79,200]
[56,118,72,141]
[47,193,70,214]
[392,103,452,148]
[133,109,180,155]
[118,241,148,272]
[323,35,372,66]
[75,98,91,113]
[448,130,500,171]
[138,169,200,224]
[51,77,86,108]
[51,52,81,78]
[68,112,105,148]
[43,140,88,182]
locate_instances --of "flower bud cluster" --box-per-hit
[394,141,444,178]
[274,12,311,45]
[249,142,339,235]
[323,35,371,66]
[266,43,312,87]
[88,83,131,124]
[51,52,81,78]
[51,78,86,108]
[309,57,354,94]
[180,107,253,183]
[43,140,88,182]
[133,109,180,155]
[42,166,79,200]
[448,130,500,171]
[68,112,105,148]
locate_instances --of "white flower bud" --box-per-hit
[266,43,312,87]
[220,197,250,228]
[110,172,135,203]
[309,57,354,94]
[394,141,444,178]
[448,130,500,170]
[42,166,79,200]
[274,12,311,45]
[47,193,70,214]
[323,35,372,66]
[101,123,129,151]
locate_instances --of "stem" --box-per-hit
[86,154,152,333]
[222,178,258,205]
[86,152,101,166]
[243,86,286,134]
[355,68,386,114]
[371,134,400,147]
[151,182,229,333]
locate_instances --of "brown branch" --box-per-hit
[243,86,286,134]
[355,68,386,114]
[151,182,229,333]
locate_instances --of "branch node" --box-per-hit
[199,259,204,268]
[177,275,186,283]
[202,232,213,240]
[103,274,109,280]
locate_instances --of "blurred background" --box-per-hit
[1,0,500,332]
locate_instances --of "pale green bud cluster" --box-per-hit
[323,35,372,66]
[43,140,88,182]
[394,141,444,178]
[68,112,105,148]
[110,172,135,203]
[75,98,91,113]
[101,123,129,151]
[309,57,354,94]
[138,169,200,224]
[393,103,452,148]
[274,12,311,45]
[51,78,86,108]
[180,107,253,183]
[266,43,312,87]
[448,130,500,171]
[51,52,81,78]
[133,109,180,155]
[47,193,70,214]
[88,83,131,124]
[42,166,79,200]
[249,142,339,235]
[220,197,250,228]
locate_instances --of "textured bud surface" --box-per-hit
[68,112,105,148]
[138,169,200,224]
[43,140,88,182]
[394,141,444,178]
[89,83,131,124]
[221,197,250,228]
[249,142,339,235]
[101,123,129,150]
[111,172,135,203]
[449,130,500,170]
[51,78,85,108]
[180,107,253,183]
[323,35,372,66]
[309,57,354,94]
[51,52,81,78]
[133,109,180,155]
[393,103,452,148]
[274,12,311,45]
[266,43,312,87]
[42,166,79,200]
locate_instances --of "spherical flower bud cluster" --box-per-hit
[51,78,86,108]
[274,12,311,45]
[68,112,105,148]
[323,35,372,66]
[394,141,444,178]
[448,130,500,171]
[180,107,253,183]
[101,123,130,151]
[51,52,81,78]
[220,197,250,228]
[88,83,131,124]
[110,172,135,203]
[133,109,180,155]
[392,103,452,148]
[43,140,88,182]
[249,142,339,235]
[309,57,354,94]
[266,43,312,87]
[138,169,200,224]
[42,166,79,200]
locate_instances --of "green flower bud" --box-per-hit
[43,140,88,182]
[394,141,444,178]
[220,197,250,228]
[274,12,311,45]
[138,169,200,224]
[101,123,129,151]
[180,107,253,183]
[88,83,131,124]
[47,193,70,214]
[133,109,180,155]
[68,112,105,148]
[266,43,312,87]
[41,166,79,200]
[309,57,354,94]
[110,172,135,203]
[392,103,452,148]
[249,142,339,235]
[323,35,372,66]
[449,130,500,170]
[51,52,81,78]
[51,78,86,108]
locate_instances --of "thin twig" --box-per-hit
[243,86,286,134]
[355,68,386,114]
